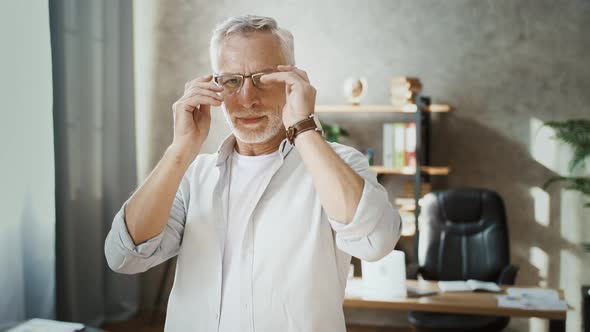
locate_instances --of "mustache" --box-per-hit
[231,110,272,118]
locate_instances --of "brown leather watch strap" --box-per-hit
[286,114,321,145]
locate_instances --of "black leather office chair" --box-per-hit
[407,188,519,332]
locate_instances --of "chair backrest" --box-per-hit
[418,188,510,281]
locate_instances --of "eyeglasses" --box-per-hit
[213,70,273,95]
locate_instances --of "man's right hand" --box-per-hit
[170,74,224,160]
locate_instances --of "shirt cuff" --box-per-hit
[328,179,386,240]
[111,199,166,258]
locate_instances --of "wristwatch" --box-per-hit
[286,114,323,145]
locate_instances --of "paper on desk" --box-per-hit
[437,281,472,292]
[438,280,501,292]
[497,295,528,309]
[497,288,567,311]
[7,318,85,332]
[506,288,560,301]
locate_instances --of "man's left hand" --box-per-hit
[260,65,316,128]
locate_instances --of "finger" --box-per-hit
[260,71,305,86]
[184,86,223,101]
[185,80,224,93]
[184,74,215,89]
[293,68,309,82]
[184,91,223,105]
[177,95,222,111]
[277,65,309,82]
[198,103,211,115]
[184,94,222,108]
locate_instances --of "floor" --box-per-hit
[100,311,412,332]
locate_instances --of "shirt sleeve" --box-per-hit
[104,168,190,274]
[327,143,402,262]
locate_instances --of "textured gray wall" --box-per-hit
[134,1,590,330]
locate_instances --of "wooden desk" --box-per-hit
[344,279,567,332]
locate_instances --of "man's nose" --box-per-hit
[237,77,259,107]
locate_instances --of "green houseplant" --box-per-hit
[542,119,590,251]
[320,120,349,143]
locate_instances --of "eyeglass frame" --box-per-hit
[212,69,275,94]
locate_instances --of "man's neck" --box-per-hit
[234,131,286,156]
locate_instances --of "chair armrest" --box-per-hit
[407,263,421,280]
[497,264,519,285]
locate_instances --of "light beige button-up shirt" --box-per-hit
[105,135,401,332]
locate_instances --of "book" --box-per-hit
[393,123,406,168]
[390,97,415,106]
[390,76,422,86]
[390,88,417,99]
[383,122,419,170]
[438,280,502,293]
[390,77,422,106]
[407,286,438,298]
[404,122,417,168]
[390,84,422,94]
[382,123,395,168]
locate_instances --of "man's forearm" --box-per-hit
[294,130,364,224]
[124,144,195,245]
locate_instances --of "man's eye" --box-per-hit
[253,75,266,86]
[223,78,241,86]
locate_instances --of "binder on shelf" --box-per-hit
[382,123,395,168]
[393,123,406,168]
[382,122,423,170]
[405,122,417,168]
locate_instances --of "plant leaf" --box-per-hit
[543,119,590,172]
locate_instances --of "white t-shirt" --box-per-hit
[219,149,279,332]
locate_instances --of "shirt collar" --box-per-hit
[215,134,295,167]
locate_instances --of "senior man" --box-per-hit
[105,15,401,332]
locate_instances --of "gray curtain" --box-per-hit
[0,0,55,326]
[50,0,140,326]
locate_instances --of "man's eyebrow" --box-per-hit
[218,67,275,75]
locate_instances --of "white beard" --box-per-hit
[222,105,284,144]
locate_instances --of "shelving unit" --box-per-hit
[316,99,452,260]
[315,104,452,113]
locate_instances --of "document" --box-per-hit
[497,288,567,311]
[438,280,502,293]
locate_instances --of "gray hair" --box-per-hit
[209,15,295,72]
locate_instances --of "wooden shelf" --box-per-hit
[370,165,451,176]
[315,104,452,113]
[395,198,422,212]
[399,206,416,213]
